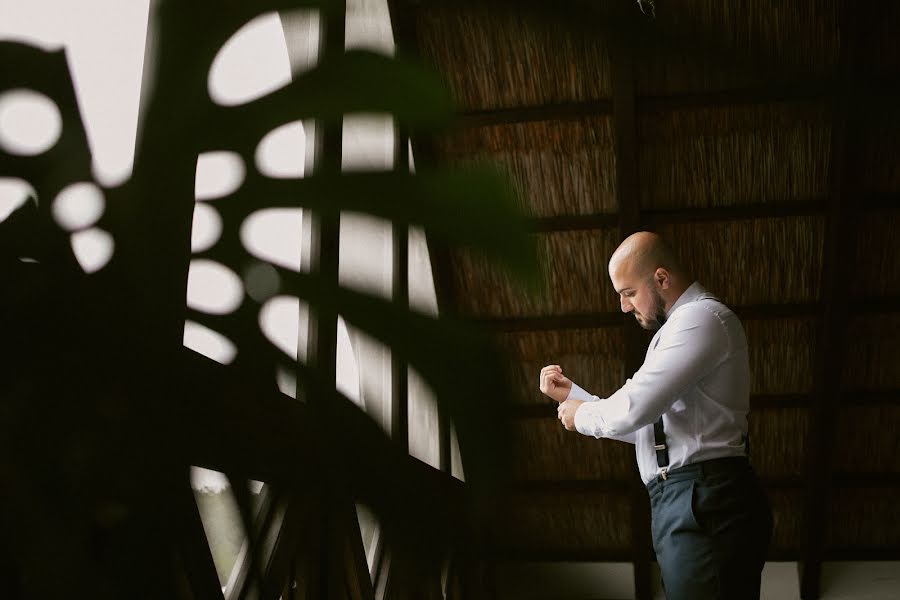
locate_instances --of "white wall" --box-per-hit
[0,0,150,187]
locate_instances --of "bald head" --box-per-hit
[608,232,691,330]
[608,231,686,282]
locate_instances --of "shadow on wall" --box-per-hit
[0,0,537,597]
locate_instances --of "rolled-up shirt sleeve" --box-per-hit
[571,305,728,441]
[566,382,637,444]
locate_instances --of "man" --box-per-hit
[539,231,772,599]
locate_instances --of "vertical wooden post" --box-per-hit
[610,16,654,600]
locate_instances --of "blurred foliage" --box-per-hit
[0,0,537,597]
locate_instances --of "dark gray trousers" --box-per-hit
[647,457,773,600]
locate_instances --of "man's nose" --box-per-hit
[620,297,632,313]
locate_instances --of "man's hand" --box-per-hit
[539,365,572,403]
[557,399,583,431]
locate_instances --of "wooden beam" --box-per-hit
[505,479,638,495]
[448,71,900,132]
[642,201,827,225]
[485,548,634,562]
[383,3,458,598]
[503,193,894,237]
[457,99,613,127]
[800,2,858,597]
[607,19,656,600]
[392,127,411,455]
[858,296,900,315]
[219,4,355,594]
[386,14,456,590]
[636,82,831,113]
[526,201,826,233]
[861,193,900,212]
[390,0,458,477]
[476,303,820,332]
[841,389,900,406]
[453,81,833,129]
[508,394,814,419]
[304,4,368,599]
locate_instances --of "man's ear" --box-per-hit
[656,267,670,289]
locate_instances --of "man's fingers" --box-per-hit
[540,369,565,390]
[539,372,553,391]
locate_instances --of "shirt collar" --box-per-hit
[664,281,707,319]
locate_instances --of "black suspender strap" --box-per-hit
[653,416,669,480]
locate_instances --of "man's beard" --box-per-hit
[639,287,667,331]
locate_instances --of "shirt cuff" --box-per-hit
[566,381,597,403]
[573,401,602,438]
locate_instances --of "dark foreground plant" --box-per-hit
[0,1,537,597]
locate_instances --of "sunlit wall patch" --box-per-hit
[71,227,114,273]
[186,259,244,315]
[259,295,307,360]
[255,120,306,179]
[194,151,245,201]
[0,89,62,156]
[183,320,238,365]
[0,177,37,223]
[190,202,223,253]
[240,208,304,272]
[52,181,105,231]
[207,12,291,107]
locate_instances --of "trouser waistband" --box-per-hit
[646,456,750,493]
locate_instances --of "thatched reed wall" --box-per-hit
[638,103,832,210]
[748,407,808,478]
[496,328,625,405]
[856,130,900,196]
[450,228,620,317]
[416,7,612,111]
[436,118,618,217]
[856,4,900,76]
[827,488,900,547]
[509,419,636,481]
[834,406,900,474]
[843,314,900,389]
[766,489,805,552]
[492,492,632,550]
[851,212,900,299]
[634,0,840,96]
[744,318,816,395]
[655,217,825,305]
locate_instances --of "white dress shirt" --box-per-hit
[568,282,751,484]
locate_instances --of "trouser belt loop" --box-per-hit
[654,416,669,480]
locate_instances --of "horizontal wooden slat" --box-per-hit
[457,100,614,127]
[507,394,815,419]
[478,304,821,332]
[518,195,898,232]
[453,82,837,127]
